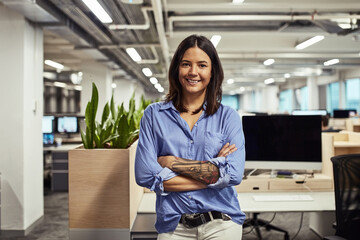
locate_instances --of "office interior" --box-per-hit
[0,0,360,239]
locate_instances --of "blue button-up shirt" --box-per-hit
[135,101,246,233]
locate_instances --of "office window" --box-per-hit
[279,89,292,113]
[327,82,339,116]
[345,78,360,114]
[222,95,239,110]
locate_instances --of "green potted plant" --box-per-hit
[68,83,152,240]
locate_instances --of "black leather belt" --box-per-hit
[179,211,229,228]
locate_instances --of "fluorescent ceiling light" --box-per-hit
[142,68,152,77]
[232,0,245,3]
[154,83,161,89]
[263,59,275,66]
[44,60,64,70]
[82,0,112,23]
[74,86,83,91]
[264,78,275,85]
[112,83,117,88]
[284,73,291,78]
[53,82,67,88]
[239,87,245,92]
[126,48,142,62]
[323,59,339,66]
[210,35,222,48]
[227,78,234,84]
[295,35,324,50]
[149,77,158,84]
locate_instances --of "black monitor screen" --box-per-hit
[242,115,322,163]
[56,116,78,133]
[333,109,357,118]
[42,116,55,133]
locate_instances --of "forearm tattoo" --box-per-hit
[170,157,219,184]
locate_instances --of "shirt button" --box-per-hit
[190,140,193,144]
[195,123,198,126]
[188,195,192,199]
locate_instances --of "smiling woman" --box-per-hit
[135,35,246,239]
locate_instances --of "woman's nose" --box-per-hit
[188,66,198,76]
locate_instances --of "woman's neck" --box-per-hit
[182,91,206,112]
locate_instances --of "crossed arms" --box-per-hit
[157,142,237,192]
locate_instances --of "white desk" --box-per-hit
[138,191,335,213]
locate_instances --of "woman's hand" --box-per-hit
[217,142,237,157]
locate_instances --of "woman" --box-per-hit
[135,34,246,239]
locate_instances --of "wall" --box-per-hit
[0,4,43,232]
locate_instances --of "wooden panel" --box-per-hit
[269,174,333,191]
[322,133,335,177]
[129,141,144,229]
[69,148,130,229]
[235,177,269,192]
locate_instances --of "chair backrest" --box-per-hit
[331,154,360,240]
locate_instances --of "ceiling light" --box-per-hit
[263,59,275,66]
[239,87,245,92]
[53,82,67,88]
[44,60,64,70]
[82,0,112,23]
[149,77,158,84]
[210,35,222,48]
[232,0,245,3]
[154,83,161,89]
[284,73,291,78]
[74,86,83,91]
[121,0,144,4]
[158,87,164,93]
[323,59,339,66]
[264,78,275,85]
[295,35,324,50]
[142,68,152,77]
[112,83,117,88]
[227,78,234,84]
[126,48,142,62]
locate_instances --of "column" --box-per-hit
[0,4,44,235]
[307,76,319,110]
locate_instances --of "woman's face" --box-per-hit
[178,46,212,97]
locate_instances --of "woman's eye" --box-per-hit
[181,63,190,67]
[200,64,207,68]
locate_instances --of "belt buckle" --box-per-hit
[181,214,193,228]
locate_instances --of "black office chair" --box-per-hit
[323,154,360,240]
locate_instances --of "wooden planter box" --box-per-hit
[68,141,143,240]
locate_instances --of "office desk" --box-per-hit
[134,191,335,239]
[137,192,335,214]
[43,144,81,191]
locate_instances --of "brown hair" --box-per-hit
[165,34,224,115]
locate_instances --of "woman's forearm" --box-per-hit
[163,175,207,192]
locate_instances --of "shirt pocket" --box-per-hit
[204,131,226,159]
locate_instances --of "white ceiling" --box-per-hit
[2,0,360,96]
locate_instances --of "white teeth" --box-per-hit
[187,79,199,83]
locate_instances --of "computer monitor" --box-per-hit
[56,116,78,133]
[43,133,54,146]
[292,109,328,116]
[42,116,55,133]
[333,109,357,118]
[242,115,322,171]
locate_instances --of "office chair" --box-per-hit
[243,212,289,240]
[323,154,360,240]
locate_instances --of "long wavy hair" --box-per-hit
[165,34,224,115]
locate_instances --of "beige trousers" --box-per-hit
[157,219,243,240]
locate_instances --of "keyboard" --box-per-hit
[253,194,314,202]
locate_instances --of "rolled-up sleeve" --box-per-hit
[135,105,177,195]
[208,110,245,189]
